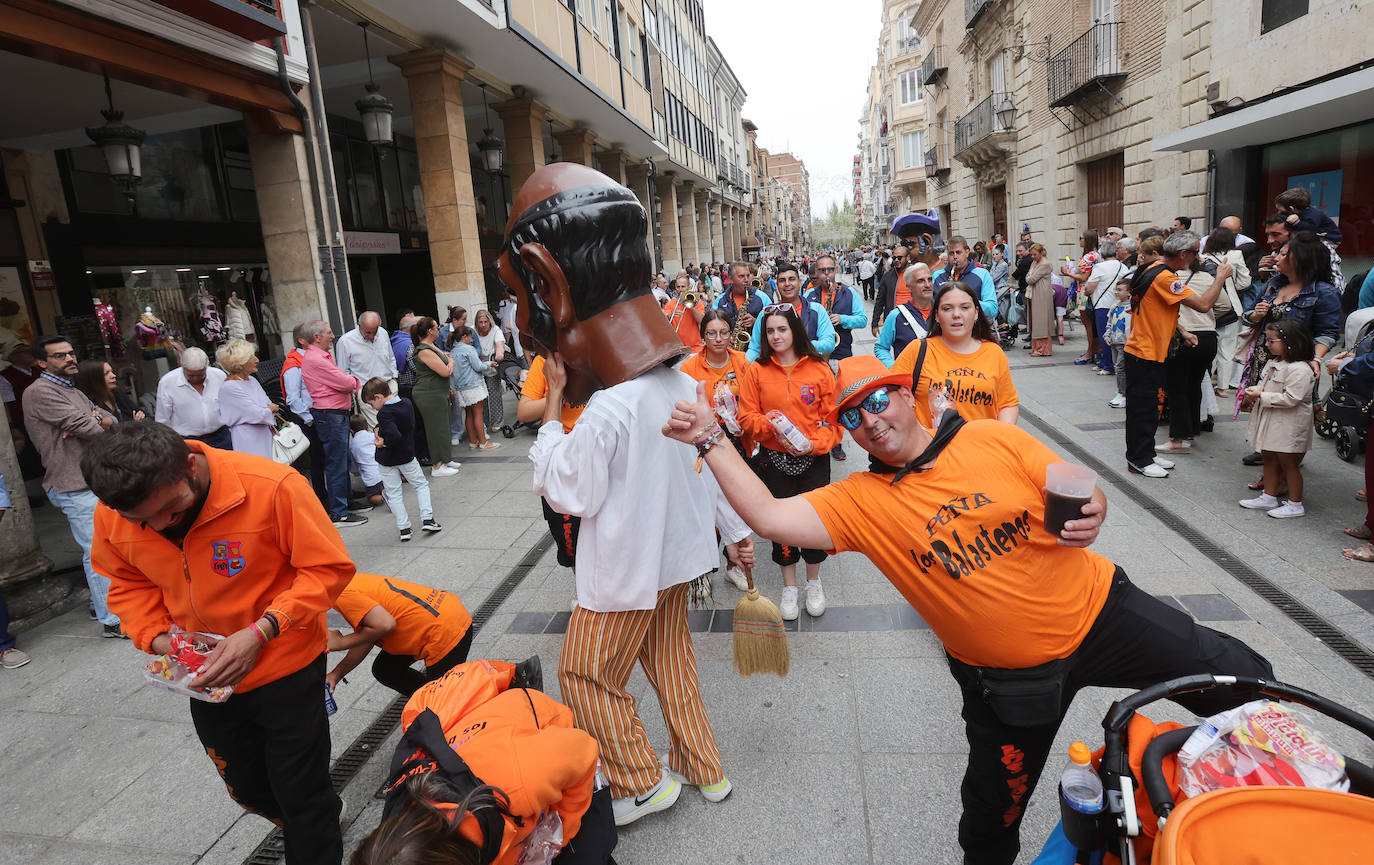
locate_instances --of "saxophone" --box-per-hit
[730,301,752,351]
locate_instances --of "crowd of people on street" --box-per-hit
[1,163,1367,865]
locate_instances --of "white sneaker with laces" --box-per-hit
[1267,501,1305,518]
[611,773,681,826]
[431,464,459,477]
[723,566,749,591]
[1153,456,1175,470]
[779,586,799,621]
[1133,462,1169,478]
[805,580,826,617]
[1108,394,1126,408]
[1239,493,1279,509]
[659,754,733,802]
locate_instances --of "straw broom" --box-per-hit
[732,567,789,677]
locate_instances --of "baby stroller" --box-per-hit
[1040,674,1374,864]
[995,280,1018,348]
[1317,313,1374,461]
[493,351,533,437]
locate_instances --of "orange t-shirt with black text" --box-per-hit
[891,338,1019,427]
[1125,266,1191,363]
[521,355,585,433]
[803,419,1113,668]
[334,572,471,666]
[679,348,756,454]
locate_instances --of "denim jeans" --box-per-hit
[46,487,118,626]
[1093,308,1114,372]
[379,459,433,530]
[313,409,350,519]
[1,588,15,652]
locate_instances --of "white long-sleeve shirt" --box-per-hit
[155,367,227,436]
[530,365,751,612]
[335,327,398,384]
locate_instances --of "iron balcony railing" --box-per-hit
[1048,21,1125,107]
[920,46,946,86]
[965,0,993,28]
[954,92,1013,155]
[924,143,947,173]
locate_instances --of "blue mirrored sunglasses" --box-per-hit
[838,386,896,430]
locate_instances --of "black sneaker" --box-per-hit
[1241,451,1263,466]
[332,513,368,528]
[102,623,130,640]
[421,518,443,534]
[512,655,543,691]
[347,500,374,513]
[831,443,847,461]
[399,527,413,542]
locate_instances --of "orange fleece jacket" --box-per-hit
[402,660,599,864]
[738,355,841,455]
[96,441,356,692]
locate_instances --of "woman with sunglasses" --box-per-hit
[891,280,1020,427]
[737,305,841,620]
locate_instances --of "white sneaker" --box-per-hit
[779,586,799,621]
[805,580,826,617]
[1132,462,1169,478]
[611,773,681,826]
[1108,394,1126,408]
[430,464,459,477]
[1267,501,1305,518]
[1239,493,1279,509]
[723,565,749,591]
[659,754,733,802]
[1152,456,1176,470]
[446,460,462,470]
[450,434,462,445]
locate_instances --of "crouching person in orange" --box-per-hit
[352,658,617,865]
[326,572,474,698]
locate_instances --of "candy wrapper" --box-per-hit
[143,628,234,703]
[513,810,564,865]
[1177,700,1348,798]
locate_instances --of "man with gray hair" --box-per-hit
[334,311,397,426]
[155,346,231,450]
[299,320,365,527]
[1122,230,1233,478]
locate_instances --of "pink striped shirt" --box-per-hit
[301,344,359,410]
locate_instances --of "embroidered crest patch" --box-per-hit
[799,385,817,406]
[212,541,245,578]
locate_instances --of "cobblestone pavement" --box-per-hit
[4,288,1373,864]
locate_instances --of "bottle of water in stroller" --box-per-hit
[1060,741,1103,813]
[1058,741,1105,850]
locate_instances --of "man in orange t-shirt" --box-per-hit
[326,572,473,697]
[1123,231,1232,477]
[88,421,353,865]
[663,354,1272,865]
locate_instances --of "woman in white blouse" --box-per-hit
[216,339,279,459]
[473,309,507,434]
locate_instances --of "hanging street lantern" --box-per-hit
[995,95,1017,130]
[85,75,145,202]
[356,22,394,146]
[475,82,504,173]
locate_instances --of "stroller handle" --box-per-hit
[1100,674,1374,825]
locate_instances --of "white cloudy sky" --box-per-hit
[705,0,883,218]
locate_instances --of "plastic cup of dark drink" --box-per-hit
[1044,463,1097,535]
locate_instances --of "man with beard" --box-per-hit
[83,420,353,865]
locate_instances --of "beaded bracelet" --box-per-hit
[693,424,727,473]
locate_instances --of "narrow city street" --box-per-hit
[4,286,1371,865]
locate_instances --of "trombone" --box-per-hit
[667,288,700,331]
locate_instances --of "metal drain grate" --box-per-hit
[241,535,557,864]
[1021,406,1374,680]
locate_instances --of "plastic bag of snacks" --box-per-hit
[1177,700,1348,797]
[143,627,234,703]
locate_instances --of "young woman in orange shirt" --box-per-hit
[736,305,841,620]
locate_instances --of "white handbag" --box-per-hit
[272,421,309,465]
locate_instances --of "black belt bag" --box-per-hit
[975,656,1070,728]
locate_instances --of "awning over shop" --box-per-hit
[1152,66,1374,152]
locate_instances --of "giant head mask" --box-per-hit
[498,162,687,406]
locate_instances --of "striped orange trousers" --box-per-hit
[557,581,723,798]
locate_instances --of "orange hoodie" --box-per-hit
[679,347,756,455]
[95,441,355,692]
[401,660,599,864]
[738,355,841,455]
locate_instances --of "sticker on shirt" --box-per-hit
[211,541,245,578]
[798,384,817,406]
[1169,279,1186,294]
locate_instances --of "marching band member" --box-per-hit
[663,272,705,353]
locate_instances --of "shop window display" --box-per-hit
[82,264,279,400]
